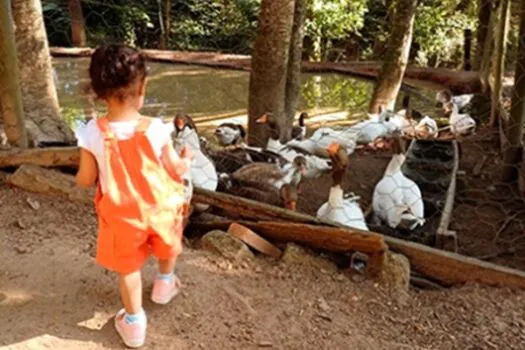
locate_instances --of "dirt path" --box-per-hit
[1,185,525,349]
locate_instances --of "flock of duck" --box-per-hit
[169,89,477,233]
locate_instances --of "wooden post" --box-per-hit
[489,0,510,127]
[67,0,86,47]
[0,0,28,148]
[480,0,496,94]
[464,29,472,71]
[284,0,307,142]
[502,0,525,182]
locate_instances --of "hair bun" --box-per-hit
[89,44,147,100]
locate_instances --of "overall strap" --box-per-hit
[135,118,152,134]
[96,117,116,141]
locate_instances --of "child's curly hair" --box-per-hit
[89,44,147,101]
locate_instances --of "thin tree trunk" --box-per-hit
[11,0,75,145]
[247,0,295,147]
[284,0,307,142]
[464,29,472,71]
[158,0,166,49]
[480,0,497,94]
[502,0,525,182]
[474,0,492,70]
[369,0,418,113]
[67,0,86,47]
[0,0,27,148]
[489,0,510,127]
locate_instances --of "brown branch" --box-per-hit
[492,210,525,243]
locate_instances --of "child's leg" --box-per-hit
[150,230,183,305]
[158,256,177,275]
[115,270,147,348]
[119,270,143,314]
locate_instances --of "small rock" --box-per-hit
[280,243,337,272]
[487,185,497,192]
[16,219,27,229]
[317,297,330,312]
[26,197,40,210]
[0,171,8,184]
[378,252,410,305]
[14,246,28,254]
[201,230,254,262]
[317,313,332,322]
[258,341,273,348]
[335,274,345,282]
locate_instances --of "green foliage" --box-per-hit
[170,0,260,53]
[413,0,476,67]
[305,0,368,60]
[41,0,522,69]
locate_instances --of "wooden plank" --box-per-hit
[385,236,525,288]
[435,141,459,251]
[248,221,386,255]
[228,223,282,259]
[0,146,80,168]
[192,189,525,289]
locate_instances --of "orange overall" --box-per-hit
[94,117,186,274]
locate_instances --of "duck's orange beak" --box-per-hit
[256,114,269,124]
[327,142,340,155]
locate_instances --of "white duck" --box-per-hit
[316,143,368,231]
[285,123,359,158]
[214,123,246,146]
[372,134,425,230]
[172,115,218,212]
[256,114,332,178]
[444,102,476,136]
[414,116,438,138]
[351,108,401,144]
[436,89,474,110]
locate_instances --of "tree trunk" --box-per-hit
[502,0,525,182]
[247,0,295,147]
[283,0,307,142]
[11,0,76,145]
[489,0,510,127]
[474,0,492,70]
[67,0,86,47]
[0,0,28,148]
[464,29,472,71]
[480,0,497,93]
[368,0,417,113]
[157,0,167,50]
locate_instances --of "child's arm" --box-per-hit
[76,148,98,187]
[160,142,192,183]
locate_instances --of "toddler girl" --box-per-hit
[75,44,191,348]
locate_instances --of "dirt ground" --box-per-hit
[1,171,525,349]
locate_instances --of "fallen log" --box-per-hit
[0,146,80,168]
[191,189,525,289]
[6,164,93,204]
[50,47,482,94]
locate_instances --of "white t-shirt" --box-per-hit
[76,118,176,193]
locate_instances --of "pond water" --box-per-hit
[53,57,436,135]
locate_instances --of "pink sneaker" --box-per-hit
[151,274,181,305]
[114,309,147,348]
